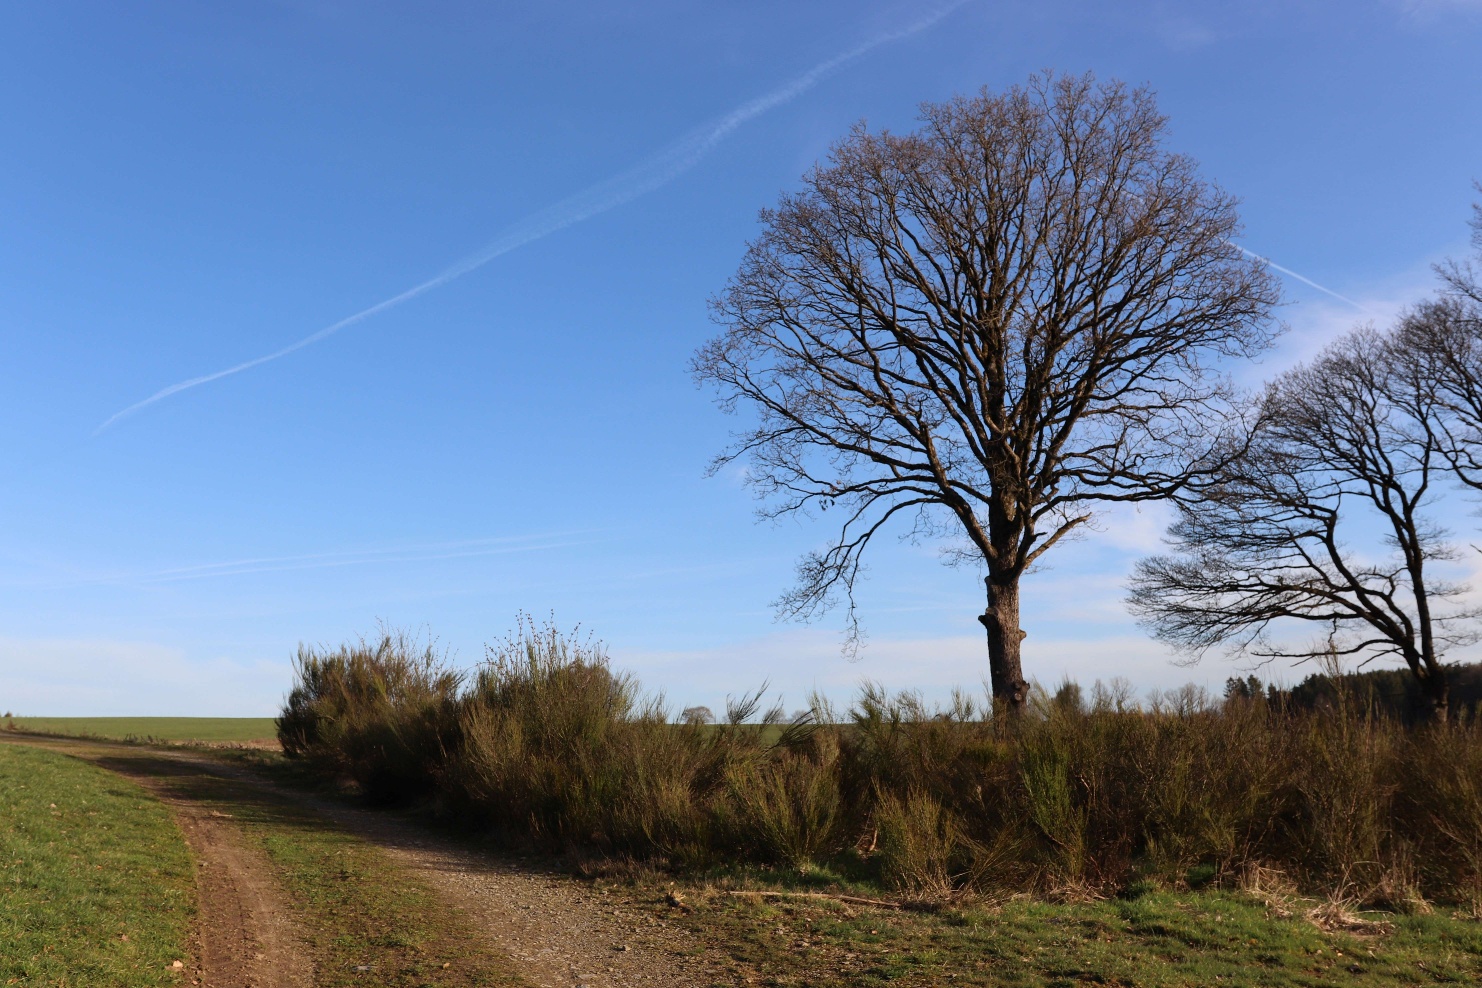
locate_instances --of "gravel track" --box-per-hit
[215,763,736,988]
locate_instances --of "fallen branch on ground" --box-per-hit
[723,890,902,910]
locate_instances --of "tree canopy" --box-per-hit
[696,72,1279,707]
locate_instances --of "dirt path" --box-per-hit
[1,735,313,988]
[169,797,314,988]
[8,736,740,988]
[289,804,731,988]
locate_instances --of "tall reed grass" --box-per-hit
[278,621,1482,905]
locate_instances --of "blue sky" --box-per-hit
[2,0,1481,716]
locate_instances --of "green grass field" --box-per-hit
[0,743,195,987]
[4,716,278,743]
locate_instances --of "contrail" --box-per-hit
[95,2,972,434]
[1231,243,1372,313]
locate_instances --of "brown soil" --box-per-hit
[169,802,313,988]
[6,736,745,987]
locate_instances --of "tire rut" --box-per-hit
[202,760,735,987]
[167,799,314,988]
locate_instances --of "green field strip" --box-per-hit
[5,717,279,743]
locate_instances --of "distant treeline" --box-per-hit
[278,623,1482,907]
[1225,663,1482,723]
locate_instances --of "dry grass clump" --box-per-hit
[1238,861,1298,917]
[1306,896,1396,936]
[279,622,1482,905]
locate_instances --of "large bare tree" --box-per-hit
[694,73,1279,709]
[1129,324,1479,719]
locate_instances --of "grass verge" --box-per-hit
[250,796,524,987]
[0,743,194,987]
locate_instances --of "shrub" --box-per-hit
[727,730,845,872]
[873,788,970,897]
[278,628,1482,904]
[276,628,462,804]
[448,616,641,842]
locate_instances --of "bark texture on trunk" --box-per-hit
[979,576,1028,709]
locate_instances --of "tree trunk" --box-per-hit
[1416,661,1450,723]
[979,575,1029,711]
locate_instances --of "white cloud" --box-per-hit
[616,625,1228,715]
[0,638,291,716]
[1080,501,1177,555]
[14,531,602,592]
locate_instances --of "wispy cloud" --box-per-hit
[1153,15,1218,52]
[1393,0,1482,16]
[94,2,973,434]
[1243,255,1448,380]
[20,531,602,590]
